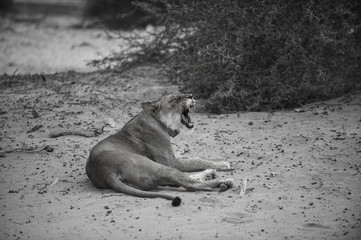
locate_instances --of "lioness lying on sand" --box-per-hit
[86,93,233,206]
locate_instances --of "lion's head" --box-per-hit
[141,94,195,136]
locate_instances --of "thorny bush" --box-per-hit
[91,0,361,112]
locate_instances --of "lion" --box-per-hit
[85,93,233,206]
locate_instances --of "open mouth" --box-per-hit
[181,104,194,129]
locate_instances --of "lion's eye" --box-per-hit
[169,95,176,102]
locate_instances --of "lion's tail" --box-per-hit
[105,175,181,207]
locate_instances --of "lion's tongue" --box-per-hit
[181,110,194,128]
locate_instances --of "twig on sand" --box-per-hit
[27,124,43,133]
[49,127,104,138]
[31,109,40,118]
[101,194,124,198]
[239,178,248,197]
[49,178,59,187]
[0,145,54,156]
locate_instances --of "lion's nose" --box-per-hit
[188,94,195,105]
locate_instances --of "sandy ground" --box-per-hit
[1,16,361,240]
[0,15,123,74]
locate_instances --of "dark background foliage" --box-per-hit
[156,0,361,112]
[83,0,166,28]
[0,0,13,13]
[79,0,361,112]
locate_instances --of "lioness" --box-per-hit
[86,93,233,206]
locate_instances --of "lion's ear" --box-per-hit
[141,101,160,113]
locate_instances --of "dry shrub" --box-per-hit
[92,0,361,112]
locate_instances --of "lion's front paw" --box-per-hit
[219,179,234,191]
[214,161,231,170]
[190,169,218,181]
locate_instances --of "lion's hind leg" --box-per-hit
[104,173,182,206]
